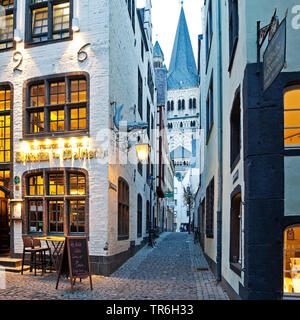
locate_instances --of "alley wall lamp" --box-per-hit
[135,143,150,162]
[72,18,80,32]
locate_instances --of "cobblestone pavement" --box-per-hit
[0,232,228,300]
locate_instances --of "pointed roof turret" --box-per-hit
[153,41,164,61]
[167,7,199,90]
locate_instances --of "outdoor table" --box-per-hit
[33,236,66,273]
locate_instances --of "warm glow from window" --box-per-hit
[284,87,300,147]
[284,226,300,295]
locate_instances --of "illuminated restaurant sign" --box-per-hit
[15,138,107,163]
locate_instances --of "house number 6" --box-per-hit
[13,51,23,72]
[78,43,91,62]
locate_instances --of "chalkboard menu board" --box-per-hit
[56,236,93,294]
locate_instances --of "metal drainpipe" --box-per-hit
[216,0,223,283]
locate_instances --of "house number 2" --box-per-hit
[13,51,23,72]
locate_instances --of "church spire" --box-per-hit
[167,7,199,90]
[153,41,165,68]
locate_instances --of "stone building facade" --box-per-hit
[200,0,300,300]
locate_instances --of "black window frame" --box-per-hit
[230,89,241,171]
[228,0,239,72]
[25,0,73,47]
[229,186,242,276]
[25,168,88,236]
[24,73,89,139]
[147,62,154,102]
[205,0,213,70]
[205,177,214,239]
[138,68,143,120]
[0,0,17,52]
[137,194,142,238]
[118,177,129,241]
[206,75,214,143]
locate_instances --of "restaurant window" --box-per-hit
[284,85,300,148]
[26,169,88,235]
[28,200,44,233]
[28,175,43,196]
[118,178,129,241]
[230,190,242,272]
[0,0,15,50]
[49,200,64,233]
[205,177,214,238]
[0,85,11,163]
[0,169,10,198]
[284,226,300,295]
[26,0,72,45]
[69,173,86,195]
[69,200,85,233]
[26,74,88,138]
[48,173,64,195]
[230,91,241,169]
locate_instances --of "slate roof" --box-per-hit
[167,7,199,90]
[155,67,167,107]
[153,41,164,61]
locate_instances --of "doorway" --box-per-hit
[200,199,205,250]
[0,198,9,255]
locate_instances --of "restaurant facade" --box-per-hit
[0,0,158,275]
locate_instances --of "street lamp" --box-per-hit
[135,143,153,246]
[135,143,150,161]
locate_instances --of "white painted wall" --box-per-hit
[0,0,156,261]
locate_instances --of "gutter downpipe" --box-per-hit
[216,0,223,283]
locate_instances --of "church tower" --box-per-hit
[166,5,200,181]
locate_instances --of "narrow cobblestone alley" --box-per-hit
[0,233,228,300]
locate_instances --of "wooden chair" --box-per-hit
[21,237,48,276]
[32,239,51,273]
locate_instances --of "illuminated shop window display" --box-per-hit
[284,226,300,295]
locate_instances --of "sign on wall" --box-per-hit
[15,138,107,163]
[263,17,287,92]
